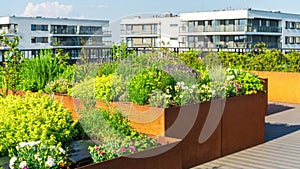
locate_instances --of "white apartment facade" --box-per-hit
[120,14,180,48]
[180,9,300,49]
[121,9,300,50]
[0,16,111,59]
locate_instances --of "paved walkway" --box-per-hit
[193,102,300,169]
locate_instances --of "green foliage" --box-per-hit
[95,75,114,102]
[226,68,264,95]
[129,67,176,105]
[177,49,203,70]
[94,74,127,102]
[89,136,158,163]
[219,48,300,72]
[44,78,72,95]
[0,93,79,157]
[18,49,70,91]
[0,34,23,96]
[86,108,158,163]
[9,141,67,169]
[149,89,172,108]
[111,41,129,61]
[98,62,118,76]
[69,77,95,99]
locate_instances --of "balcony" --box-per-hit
[121,30,160,36]
[51,41,111,47]
[249,26,282,33]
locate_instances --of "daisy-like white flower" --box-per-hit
[45,157,55,167]
[19,161,27,168]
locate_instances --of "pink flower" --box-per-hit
[99,151,105,155]
[129,146,136,152]
[95,146,100,151]
[130,141,134,145]
[120,147,126,153]
[24,168,28,169]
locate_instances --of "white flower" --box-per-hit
[19,161,27,168]
[50,146,56,149]
[45,157,56,167]
[179,95,183,98]
[191,85,196,89]
[9,157,17,168]
[180,82,185,86]
[19,142,27,148]
[58,147,66,154]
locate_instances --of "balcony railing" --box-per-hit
[121,30,160,36]
[51,41,112,46]
[248,26,282,33]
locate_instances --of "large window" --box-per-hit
[51,25,77,34]
[31,37,48,43]
[286,21,296,29]
[31,24,48,31]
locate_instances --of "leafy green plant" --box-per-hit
[89,136,158,163]
[44,78,72,95]
[9,141,67,169]
[0,34,23,96]
[0,92,78,157]
[98,62,118,76]
[18,49,69,91]
[226,68,264,95]
[129,67,176,105]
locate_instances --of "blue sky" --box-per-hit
[2,0,300,21]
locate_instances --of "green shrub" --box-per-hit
[69,78,95,99]
[18,49,68,91]
[44,78,72,94]
[98,62,118,76]
[219,49,300,72]
[94,74,127,102]
[0,93,78,157]
[129,67,176,105]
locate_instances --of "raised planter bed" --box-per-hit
[76,137,182,169]
[42,81,267,168]
[252,71,300,104]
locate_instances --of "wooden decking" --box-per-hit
[193,102,300,169]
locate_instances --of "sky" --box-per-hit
[3,0,300,21]
[2,0,300,42]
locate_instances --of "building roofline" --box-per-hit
[0,15,109,22]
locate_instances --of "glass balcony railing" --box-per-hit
[248,26,282,33]
[51,41,111,46]
[121,30,160,35]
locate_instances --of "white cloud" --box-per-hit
[23,2,72,18]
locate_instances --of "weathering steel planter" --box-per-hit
[76,137,182,169]
[252,71,300,104]
[50,87,266,168]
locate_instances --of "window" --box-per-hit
[296,37,300,44]
[170,24,178,27]
[31,24,36,31]
[286,36,295,44]
[266,20,270,27]
[286,21,295,29]
[31,24,48,31]
[170,37,178,40]
[142,38,147,44]
[31,37,48,43]
[296,22,300,29]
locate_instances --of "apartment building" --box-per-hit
[179,9,300,49]
[120,13,180,48]
[0,16,111,59]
